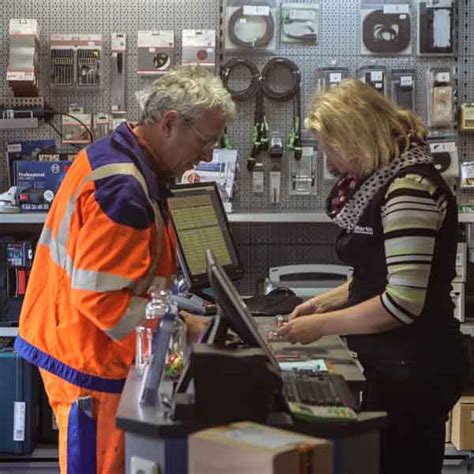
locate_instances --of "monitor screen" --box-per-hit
[168,182,244,289]
[206,249,279,371]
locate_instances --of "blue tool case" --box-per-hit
[0,348,40,454]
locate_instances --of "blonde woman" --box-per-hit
[278,79,468,474]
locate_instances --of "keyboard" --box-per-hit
[282,370,359,412]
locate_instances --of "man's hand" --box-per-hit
[180,311,211,344]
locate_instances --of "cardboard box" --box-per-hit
[14,160,71,212]
[189,421,333,474]
[451,396,474,450]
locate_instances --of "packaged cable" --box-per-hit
[224,0,278,53]
[280,2,319,44]
[360,1,412,55]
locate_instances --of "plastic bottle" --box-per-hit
[135,291,167,372]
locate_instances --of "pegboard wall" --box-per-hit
[0,0,473,211]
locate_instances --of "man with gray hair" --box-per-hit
[15,66,236,474]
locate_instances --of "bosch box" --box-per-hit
[0,349,40,454]
[14,160,71,212]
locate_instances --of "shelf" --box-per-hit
[445,442,472,457]
[1,211,474,225]
[0,213,47,224]
[0,212,332,224]
[0,327,18,337]
[228,212,331,223]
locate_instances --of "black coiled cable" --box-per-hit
[221,57,303,163]
[220,57,267,164]
[262,57,302,159]
[221,57,261,102]
[261,57,301,101]
[228,4,275,49]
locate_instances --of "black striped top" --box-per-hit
[380,173,448,324]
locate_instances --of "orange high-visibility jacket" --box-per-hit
[15,123,177,393]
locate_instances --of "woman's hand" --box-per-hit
[276,314,327,345]
[289,293,343,320]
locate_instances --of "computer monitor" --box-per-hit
[205,249,280,371]
[167,182,244,289]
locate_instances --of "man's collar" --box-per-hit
[110,122,173,201]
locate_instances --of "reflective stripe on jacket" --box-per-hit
[15,123,177,393]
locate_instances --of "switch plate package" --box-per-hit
[429,139,459,178]
[7,19,40,97]
[418,0,455,56]
[137,30,175,75]
[61,107,92,144]
[182,30,216,69]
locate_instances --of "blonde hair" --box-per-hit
[141,66,236,124]
[305,78,427,175]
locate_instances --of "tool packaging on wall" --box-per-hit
[1,0,470,213]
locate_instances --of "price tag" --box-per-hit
[436,72,451,83]
[371,71,383,82]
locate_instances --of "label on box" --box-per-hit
[7,71,35,81]
[430,141,456,153]
[224,425,310,449]
[400,76,413,87]
[371,71,383,82]
[9,19,39,36]
[436,72,451,83]
[243,5,270,16]
[138,30,174,48]
[461,162,474,188]
[13,402,26,442]
[383,5,410,14]
[289,9,317,21]
[111,33,126,52]
[7,144,22,153]
[329,73,342,84]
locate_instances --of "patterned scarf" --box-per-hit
[327,145,434,232]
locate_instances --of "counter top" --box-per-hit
[116,324,384,440]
